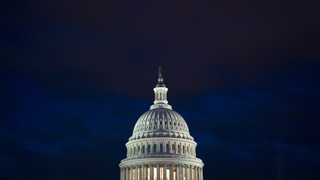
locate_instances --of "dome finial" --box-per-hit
[157,66,165,87]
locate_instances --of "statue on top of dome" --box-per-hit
[157,66,165,87]
[158,66,163,77]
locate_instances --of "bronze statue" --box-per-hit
[158,66,163,77]
[157,66,165,87]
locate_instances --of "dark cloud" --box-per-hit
[1,0,320,100]
[1,68,319,179]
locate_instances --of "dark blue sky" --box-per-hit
[1,0,320,180]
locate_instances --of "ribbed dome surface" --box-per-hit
[133,108,189,135]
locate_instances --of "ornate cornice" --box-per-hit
[126,137,197,146]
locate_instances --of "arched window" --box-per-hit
[154,144,157,153]
[178,145,180,153]
[134,147,136,155]
[148,144,151,153]
[172,144,175,152]
[138,146,140,154]
[166,144,169,152]
[142,145,145,154]
[183,146,185,154]
[160,144,163,152]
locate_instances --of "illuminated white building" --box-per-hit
[119,67,204,180]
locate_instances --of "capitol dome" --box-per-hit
[131,108,193,141]
[133,108,189,134]
[119,67,204,180]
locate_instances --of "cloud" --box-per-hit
[0,77,151,179]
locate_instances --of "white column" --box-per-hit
[201,168,203,180]
[186,166,189,180]
[126,168,129,180]
[143,165,147,180]
[190,166,193,180]
[164,164,167,180]
[124,168,125,180]
[139,165,141,180]
[141,165,143,180]
[123,168,126,180]
[180,165,183,180]
[131,167,133,180]
[157,164,160,180]
[135,166,138,180]
[149,165,151,180]
[177,165,180,180]
[194,167,197,180]
[181,165,184,180]
[170,164,174,180]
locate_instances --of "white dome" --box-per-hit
[119,67,204,180]
[133,107,190,135]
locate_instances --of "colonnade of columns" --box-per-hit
[127,141,196,158]
[120,164,203,180]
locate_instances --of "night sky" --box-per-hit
[1,0,320,180]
